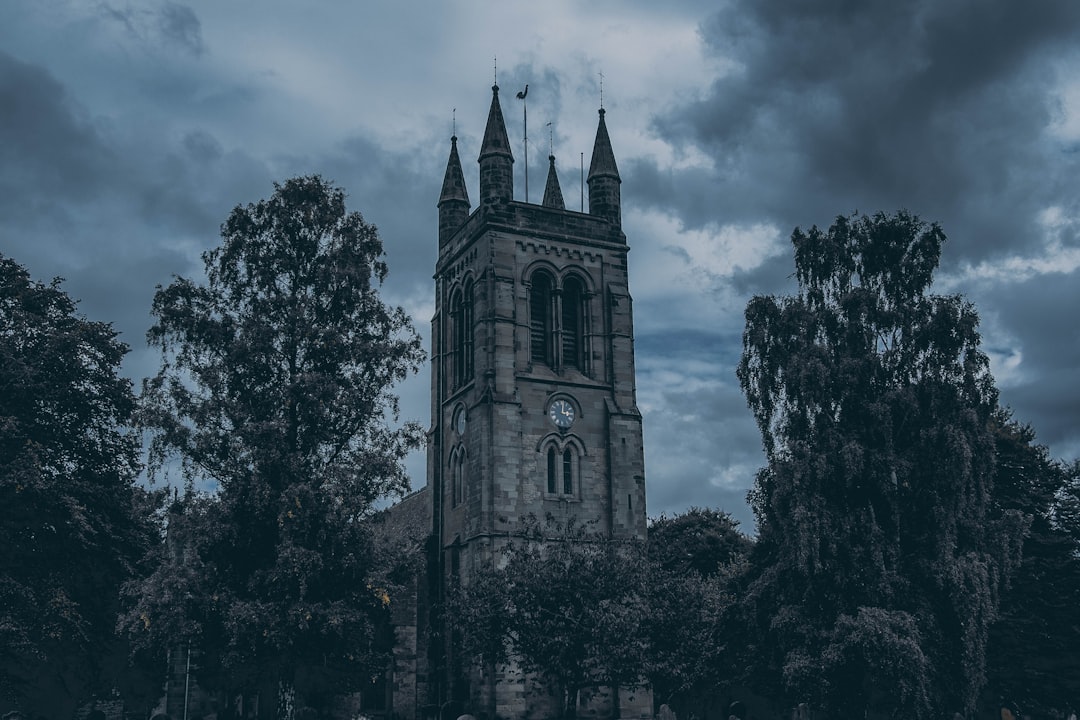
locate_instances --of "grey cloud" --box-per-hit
[100,2,204,55]
[607,0,1080,526]
[649,0,1080,265]
[159,3,204,55]
[981,272,1080,447]
[0,52,116,209]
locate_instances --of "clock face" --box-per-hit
[455,409,466,435]
[548,399,575,429]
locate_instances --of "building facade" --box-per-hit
[418,83,649,720]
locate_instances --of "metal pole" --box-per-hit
[183,643,191,720]
[520,101,524,202]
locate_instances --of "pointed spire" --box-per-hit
[587,108,621,226]
[478,84,514,204]
[438,135,470,245]
[587,108,620,182]
[542,155,565,210]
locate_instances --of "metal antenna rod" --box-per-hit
[599,71,604,109]
[547,122,553,156]
[580,152,584,212]
[452,108,456,137]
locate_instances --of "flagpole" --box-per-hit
[517,84,529,203]
[523,99,528,203]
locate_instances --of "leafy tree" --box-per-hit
[641,561,737,713]
[982,416,1080,717]
[644,508,750,713]
[648,507,752,578]
[0,255,162,717]
[449,518,649,719]
[119,176,425,716]
[736,211,1024,718]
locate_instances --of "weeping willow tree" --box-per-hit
[737,211,1024,719]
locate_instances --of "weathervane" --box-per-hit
[517,83,530,202]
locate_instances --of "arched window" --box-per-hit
[547,447,557,494]
[530,272,554,365]
[450,449,465,508]
[561,276,586,371]
[544,443,578,498]
[451,281,474,387]
[562,448,574,494]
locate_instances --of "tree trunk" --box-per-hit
[277,678,295,720]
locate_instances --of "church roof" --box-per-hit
[374,486,431,549]
[478,84,514,163]
[587,108,620,181]
[542,155,566,210]
[438,135,470,208]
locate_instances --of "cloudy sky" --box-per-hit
[3,0,1079,532]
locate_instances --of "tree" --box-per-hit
[982,416,1080,717]
[119,176,425,716]
[644,508,750,714]
[449,518,649,719]
[641,558,739,715]
[0,255,162,717]
[648,507,752,578]
[736,211,1024,718]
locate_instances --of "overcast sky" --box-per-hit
[3,1,1079,532]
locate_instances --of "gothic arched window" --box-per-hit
[547,447,557,494]
[450,448,466,508]
[451,281,474,387]
[561,275,586,371]
[562,448,574,494]
[544,443,578,498]
[530,271,554,366]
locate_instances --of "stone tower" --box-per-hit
[428,84,648,719]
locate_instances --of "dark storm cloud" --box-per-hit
[625,0,1080,516]
[0,52,116,210]
[0,47,272,383]
[303,133,443,295]
[648,0,1080,264]
[982,272,1080,452]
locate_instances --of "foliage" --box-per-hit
[982,417,1080,717]
[448,517,649,719]
[644,508,751,711]
[119,176,425,708]
[648,507,752,578]
[641,561,738,710]
[736,211,1023,718]
[0,255,163,716]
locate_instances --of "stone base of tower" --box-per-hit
[468,659,653,720]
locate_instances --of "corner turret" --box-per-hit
[438,135,470,245]
[587,108,621,227]
[541,155,565,210]
[478,84,514,204]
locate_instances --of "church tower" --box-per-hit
[428,84,648,719]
